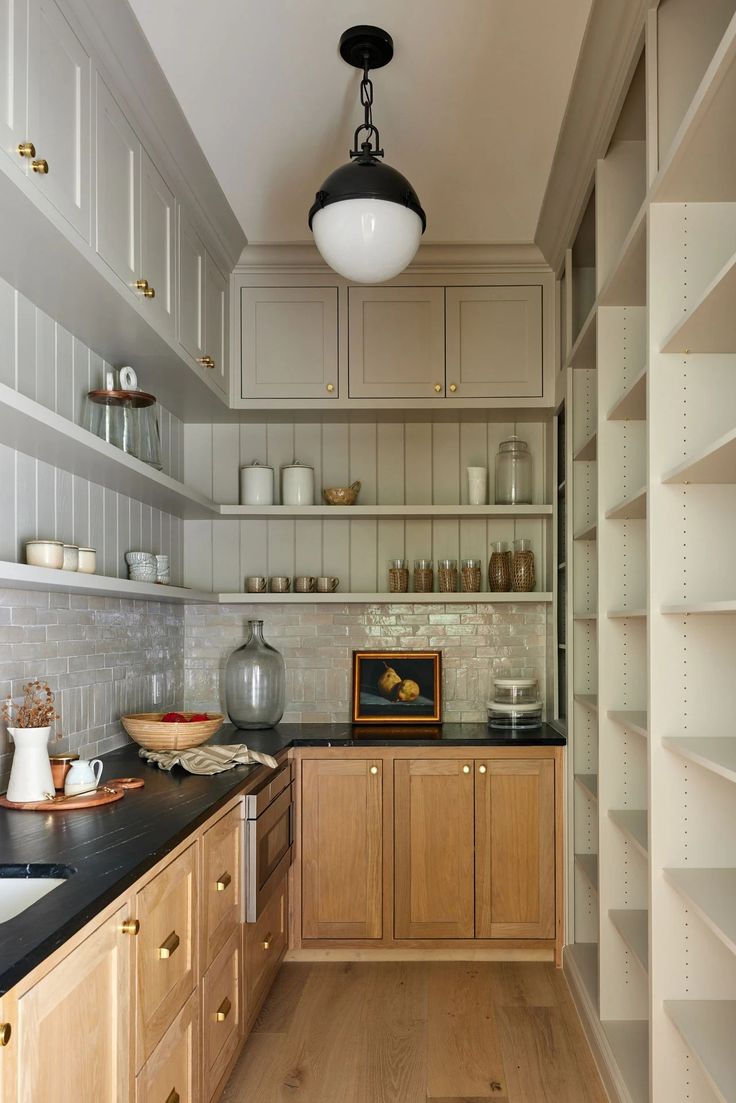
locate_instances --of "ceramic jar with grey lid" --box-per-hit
[240,461,274,506]
[281,460,314,506]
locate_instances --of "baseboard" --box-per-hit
[285,946,554,963]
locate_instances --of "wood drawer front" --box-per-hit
[137,842,198,1068]
[136,992,199,1103]
[245,873,287,1013]
[202,931,241,1102]
[244,761,292,818]
[202,803,242,970]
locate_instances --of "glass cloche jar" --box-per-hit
[225,620,285,729]
[494,436,533,504]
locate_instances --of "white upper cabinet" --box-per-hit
[27,0,90,239]
[348,286,446,399]
[178,206,205,362]
[140,149,175,338]
[446,286,543,398]
[0,0,28,163]
[203,251,228,396]
[95,74,139,289]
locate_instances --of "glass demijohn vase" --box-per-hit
[225,620,285,729]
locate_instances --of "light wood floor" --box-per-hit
[222,962,608,1102]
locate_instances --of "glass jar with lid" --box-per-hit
[494,436,532,504]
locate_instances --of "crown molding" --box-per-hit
[535,0,648,273]
[235,241,551,276]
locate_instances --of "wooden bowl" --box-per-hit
[121,712,224,751]
[322,481,361,506]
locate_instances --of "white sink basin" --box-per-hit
[0,867,73,923]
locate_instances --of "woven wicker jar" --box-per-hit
[512,539,536,593]
[488,542,512,592]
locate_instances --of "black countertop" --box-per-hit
[0,721,564,994]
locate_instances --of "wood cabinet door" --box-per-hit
[0,0,28,166]
[14,903,133,1103]
[203,251,228,396]
[475,758,555,938]
[136,842,198,1069]
[301,758,383,940]
[445,285,543,397]
[178,207,205,361]
[27,0,90,238]
[244,871,287,1018]
[94,74,140,291]
[240,286,338,399]
[136,992,199,1103]
[348,285,445,398]
[201,803,242,970]
[140,149,175,338]
[394,758,474,939]
[201,930,241,1103]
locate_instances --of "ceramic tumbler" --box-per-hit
[467,466,488,505]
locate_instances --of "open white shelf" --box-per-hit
[573,612,597,622]
[608,607,647,619]
[662,248,736,353]
[0,561,215,604]
[608,710,648,739]
[568,942,599,1007]
[609,809,648,859]
[574,693,598,713]
[664,869,736,956]
[610,909,649,973]
[573,431,597,462]
[567,303,597,371]
[602,1020,649,1103]
[598,203,647,308]
[607,366,647,422]
[573,521,597,541]
[665,1001,736,1103]
[576,773,598,800]
[219,503,553,519]
[663,425,736,484]
[662,600,736,616]
[575,852,599,889]
[605,486,647,520]
[218,591,553,605]
[663,736,736,785]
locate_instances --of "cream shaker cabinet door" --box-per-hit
[178,207,205,362]
[445,285,543,398]
[27,0,90,239]
[240,286,338,399]
[95,74,140,292]
[203,251,228,396]
[0,0,28,166]
[140,149,175,338]
[348,286,445,399]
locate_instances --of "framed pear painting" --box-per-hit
[351,650,442,724]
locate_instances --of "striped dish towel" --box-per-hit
[139,744,278,774]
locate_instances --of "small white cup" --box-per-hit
[466,466,488,505]
[64,758,103,797]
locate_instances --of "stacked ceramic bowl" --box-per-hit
[125,551,157,583]
[487,678,542,730]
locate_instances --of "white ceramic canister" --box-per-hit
[77,547,97,574]
[281,461,314,506]
[25,540,64,569]
[62,544,79,571]
[239,461,274,506]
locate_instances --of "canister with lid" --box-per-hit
[281,461,314,506]
[240,461,274,506]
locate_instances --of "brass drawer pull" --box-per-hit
[165,1090,180,1103]
[121,918,140,936]
[143,285,156,298]
[134,279,149,291]
[215,996,231,1022]
[262,932,272,950]
[32,158,48,174]
[216,871,232,892]
[158,930,180,959]
[197,355,215,368]
[17,142,35,158]
[0,1022,11,1047]
[434,383,442,393]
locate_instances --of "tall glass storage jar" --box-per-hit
[225,620,285,729]
[494,436,532,504]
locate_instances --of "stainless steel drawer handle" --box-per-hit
[158,930,180,959]
[165,1090,180,1103]
[216,871,232,892]
[215,996,232,1022]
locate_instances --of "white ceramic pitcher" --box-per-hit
[64,758,103,797]
[6,726,55,803]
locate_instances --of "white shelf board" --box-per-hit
[602,1020,649,1103]
[664,868,736,956]
[608,608,647,620]
[662,248,736,353]
[607,366,647,422]
[576,773,598,801]
[574,693,598,713]
[219,503,554,519]
[662,600,736,616]
[665,1001,736,1103]
[567,942,598,1007]
[663,736,736,785]
[573,431,597,462]
[567,304,597,371]
[608,710,648,739]
[573,612,598,622]
[218,591,553,605]
[609,809,648,859]
[663,425,736,484]
[575,852,599,889]
[605,486,647,520]
[0,561,215,603]
[573,521,597,541]
[610,909,649,973]
[0,384,220,520]
[598,203,647,308]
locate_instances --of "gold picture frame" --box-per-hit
[351,649,442,724]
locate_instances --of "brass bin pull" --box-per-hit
[262,933,272,950]
[165,1090,180,1103]
[158,930,180,959]
[215,996,231,1022]
[121,918,140,936]
[216,871,232,892]
[0,1022,11,1047]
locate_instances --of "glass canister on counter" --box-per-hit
[488,541,512,592]
[512,538,536,592]
[487,677,542,730]
[494,436,532,504]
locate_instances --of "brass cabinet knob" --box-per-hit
[326,383,334,392]
[262,933,272,950]
[120,918,139,936]
[134,279,149,291]
[434,383,442,393]
[215,996,232,1022]
[449,383,457,393]
[143,286,155,298]
[31,159,48,174]
[158,930,180,959]
[0,1022,11,1047]
[197,356,215,369]
[370,765,378,775]
[478,764,487,774]
[216,871,232,892]
[17,142,35,159]
[462,764,471,774]
[165,1090,180,1103]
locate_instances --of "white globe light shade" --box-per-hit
[311,198,423,284]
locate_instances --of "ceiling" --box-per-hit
[129,0,592,250]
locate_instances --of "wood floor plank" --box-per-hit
[426,964,508,1099]
[488,962,558,1008]
[355,963,428,1103]
[498,1006,609,1103]
[252,962,313,1034]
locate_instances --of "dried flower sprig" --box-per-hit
[2,680,59,729]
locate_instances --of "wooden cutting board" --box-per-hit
[0,787,125,811]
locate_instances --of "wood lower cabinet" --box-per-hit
[201,803,242,969]
[12,902,133,1103]
[244,871,288,1016]
[136,992,199,1103]
[202,931,241,1103]
[301,758,383,940]
[394,758,475,939]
